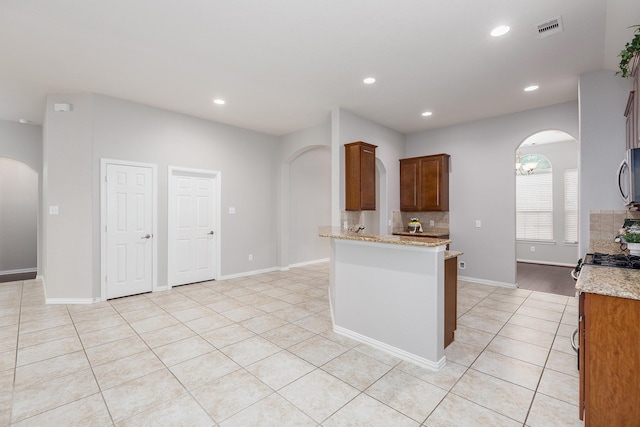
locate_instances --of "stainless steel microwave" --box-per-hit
[618,148,640,206]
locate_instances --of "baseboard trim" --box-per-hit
[333,325,446,372]
[288,258,329,269]
[219,267,279,281]
[458,275,517,289]
[517,259,576,268]
[46,298,98,305]
[0,268,37,276]
[216,259,330,280]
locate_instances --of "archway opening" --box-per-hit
[0,157,38,283]
[514,130,579,295]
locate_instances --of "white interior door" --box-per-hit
[170,170,217,286]
[105,163,154,299]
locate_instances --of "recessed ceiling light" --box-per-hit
[524,85,539,92]
[363,77,376,85]
[18,119,31,124]
[421,111,433,117]
[490,25,510,37]
[213,98,226,105]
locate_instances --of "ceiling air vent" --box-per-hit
[535,16,563,38]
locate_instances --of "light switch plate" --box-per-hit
[49,205,59,215]
[228,207,236,214]
[475,220,481,228]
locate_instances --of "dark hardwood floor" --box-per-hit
[0,272,37,284]
[516,262,577,297]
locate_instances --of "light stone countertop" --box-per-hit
[318,226,451,248]
[576,264,640,301]
[445,250,463,260]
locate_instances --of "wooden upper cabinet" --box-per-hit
[625,90,636,150]
[634,59,640,149]
[400,154,450,212]
[625,54,640,150]
[345,141,377,211]
[400,157,419,211]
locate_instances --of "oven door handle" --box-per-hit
[571,328,579,352]
[570,269,579,281]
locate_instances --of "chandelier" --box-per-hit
[515,151,538,175]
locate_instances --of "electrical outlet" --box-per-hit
[459,261,466,269]
[248,254,253,261]
[530,246,536,252]
[343,221,348,229]
[429,220,435,227]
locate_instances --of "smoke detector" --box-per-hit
[535,16,563,38]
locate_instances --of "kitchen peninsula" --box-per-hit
[319,226,457,371]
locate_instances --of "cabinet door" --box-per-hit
[631,75,640,148]
[579,293,585,421]
[360,145,376,210]
[582,292,640,426]
[418,155,449,211]
[633,56,639,149]
[444,257,457,347]
[345,142,377,211]
[400,158,419,211]
[625,90,635,150]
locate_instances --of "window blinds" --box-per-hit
[516,171,553,241]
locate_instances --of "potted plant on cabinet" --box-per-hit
[618,25,640,78]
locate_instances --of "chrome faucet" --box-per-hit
[349,225,365,233]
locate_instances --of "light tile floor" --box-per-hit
[0,263,584,426]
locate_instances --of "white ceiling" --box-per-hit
[0,0,639,136]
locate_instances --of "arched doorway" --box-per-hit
[0,157,38,282]
[514,130,578,295]
[286,146,332,266]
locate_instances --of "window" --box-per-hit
[516,154,553,241]
[564,169,578,243]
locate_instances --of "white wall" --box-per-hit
[43,94,94,299]
[578,69,631,255]
[406,102,578,286]
[0,158,38,271]
[278,118,331,267]
[43,93,279,299]
[516,139,579,265]
[288,147,331,264]
[0,119,42,275]
[335,108,404,235]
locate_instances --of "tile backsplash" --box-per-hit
[341,211,363,230]
[393,211,449,231]
[589,210,640,254]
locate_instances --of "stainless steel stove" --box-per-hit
[582,252,640,269]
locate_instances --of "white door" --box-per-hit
[170,172,217,286]
[105,163,154,299]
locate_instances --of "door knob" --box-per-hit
[141,234,152,239]
[208,231,215,235]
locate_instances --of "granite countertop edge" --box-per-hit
[445,250,463,260]
[576,264,640,301]
[318,226,451,248]
[392,228,450,237]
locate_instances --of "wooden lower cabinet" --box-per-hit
[444,257,457,348]
[579,292,640,426]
